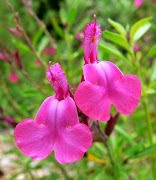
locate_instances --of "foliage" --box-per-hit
[0,0,156,179]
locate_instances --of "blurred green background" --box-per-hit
[0,0,156,179]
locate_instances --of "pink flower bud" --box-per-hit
[8,28,22,37]
[134,43,140,52]
[76,31,84,41]
[0,47,12,64]
[9,73,19,83]
[42,48,56,56]
[134,0,145,7]
[10,50,23,69]
[83,14,101,64]
[46,62,68,101]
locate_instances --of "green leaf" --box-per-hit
[68,8,77,27]
[75,16,90,34]
[115,125,136,145]
[99,41,128,63]
[59,8,68,24]
[52,18,64,38]
[48,173,60,180]
[145,88,156,95]
[128,143,156,159]
[32,27,44,46]
[12,39,31,54]
[102,30,128,48]
[151,60,156,82]
[130,17,152,43]
[0,135,11,142]
[37,36,49,53]
[108,18,126,35]
[143,45,156,63]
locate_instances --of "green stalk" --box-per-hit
[142,95,156,180]
[128,48,156,180]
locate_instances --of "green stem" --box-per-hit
[142,95,156,180]
[96,121,115,168]
[128,46,156,179]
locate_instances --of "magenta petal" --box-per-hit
[55,96,79,128]
[83,63,107,86]
[110,74,141,115]
[83,15,101,64]
[75,81,111,122]
[14,96,57,160]
[99,61,123,82]
[54,96,92,164]
[54,123,92,164]
[134,0,145,7]
[14,118,54,160]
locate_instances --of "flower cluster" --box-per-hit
[14,15,141,164]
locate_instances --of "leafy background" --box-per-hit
[0,0,156,179]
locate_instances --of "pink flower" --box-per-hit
[5,116,17,127]
[8,28,22,37]
[83,14,101,64]
[9,73,19,83]
[0,47,12,64]
[42,47,56,56]
[10,50,23,69]
[14,63,92,164]
[134,43,140,52]
[35,59,41,66]
[134,0,145,7]
[74,15,142,122]
[76,31,84,41]
[134,0,156,7]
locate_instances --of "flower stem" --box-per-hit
[6,0,47,71]
[96,121,115,167]
[142,95,156,180]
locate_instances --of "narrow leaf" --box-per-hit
[68,8,77,27]
[59,8,68,24]
[128,143,156,159]
[75,16,90,34]
[115,125,136,145]
[32,27,44,46]
[102,30,128,48]
[37,36,49,53]
[130,17,152,43]
[143,45,156,62]
[108,18,126,35]
[99,41,127,63]
[132,23,151,43]
[52,18,64,38]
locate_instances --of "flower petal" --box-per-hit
[54,96,92,164]
[83,15,101,64]
[14,96,58,160]
[54,123,92,164]
[134,0,145,7]
[14,118,54,160]
[110,74,141,115]
[83,63,107,86]
[75,81,111,122]
[99,61,123,82]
